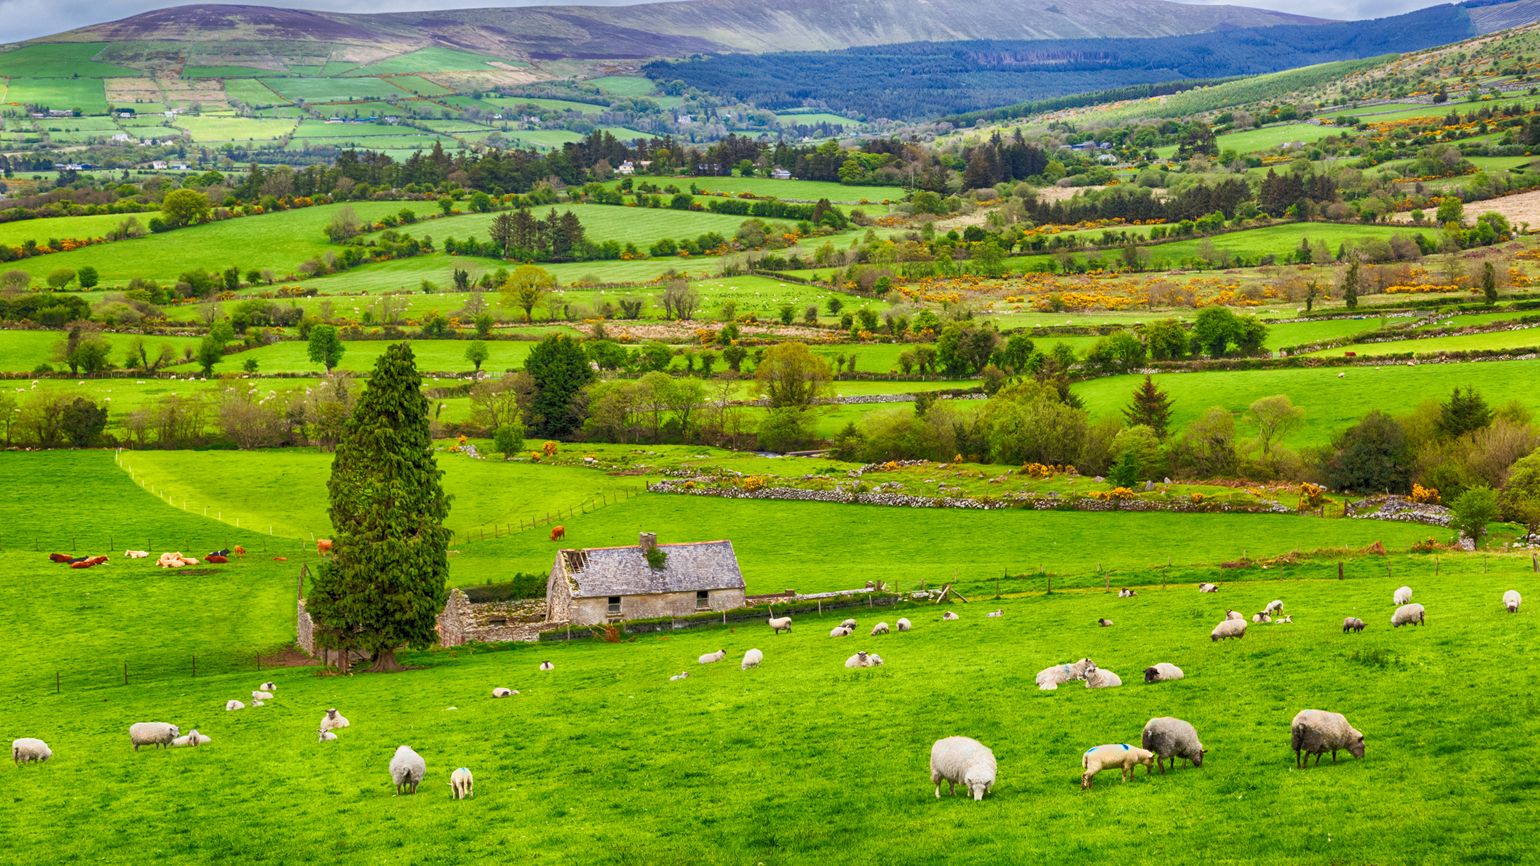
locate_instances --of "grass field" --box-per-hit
[1215,122,1340,154]
[0,330,204,372]
[174,115,298,143]
[659,175,902,204]
[1009,223,1432,273]
[588,75,656,97]
[4,78,108,114]
[482,95,605,115]
[0,43,135,77]
[1307,323,1540,357]
[264,77,409,104]
[347,47,507,76]
[775,111,863,127]
[408,203,797,249]
[0,212,155,247]
[194,338,538,376]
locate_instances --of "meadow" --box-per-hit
[413,202,795,249]
[1307,324,1540,357]
[1008,223,1430,273]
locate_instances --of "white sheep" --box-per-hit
[1251,612,1271,624]
[1141,717,1204,773]
[225,700,245,712]
[1391,603,1426,627]
[1275,615,1293,624]
[1097,618,1114,627]
[929,736,996,801]
[1199,583,1219,593]
[539,661,554,671]
[1085,668,1122,689]
[1225,609,1245,621]
[840,618,858,630]
[450,767,474,800]
[258,681,276,692]
[987,609,1003,618]
[1504,590,1522,614]
[390,745,426,795]
[1143,663,1184,683]
[698,649,727,665]
[829,625,853,638]
[1081,744,1155,789]
[12,738,51,764]
[870,622,890,636]
[318,730,337,743]
[320,708,350,733]
[896,618,912,632]
[942,611,959,621]
[669,671,689,682]
[124,550,149,559]
[252,700,266,707]
[1291,709,1364,767]
[768,615,793,635]
[1264,600,1285,616]
[252,690,273,701]
[1117,588,1136,597]
[741,648,763,669]
[129,722,180,751]
[1393,586,1413,606]
[491,687,515,698]
[172,730,212,747]
[844,650,884,668]
[1036,658,1097,691]
[1211,619,1247,641]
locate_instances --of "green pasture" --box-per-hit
[775,111,862,127]
[1010,223,1432,273]
[482,96,605,115]
[500,129,586,150]
[181,65,280,78]
[587,75,656,97]
[174,115,297,143]
[1265,317,1381,350]
[222,79,288,107]
[264,77,407,104]
[1215,122,1339,154]
[291,119,413,138]
[188,338,537,376]
[0,330,204,372]
[4,78,108,114]
[348,47,509,76]
[0,212,154,247]
[1306,324,1540,357]
[0,43,135,77]
[666,175,902,204]
[409,203,797,249]
[384,75,452,97]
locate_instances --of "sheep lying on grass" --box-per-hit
[252,690,273,702]
[1225,610,1244,621]
[1291,710,1364,768]
[669,671,689,682]
[987,609,1003,618]
[320,709,350,733]
[930,737,996,801]
[1391,603,1426,627]
[1036,659,1096,691]
[129,723,180,751]
[1274,615,1293,624]
[896,618,911,632]
[1143,663,1184,683]
[258,681,275,692]
[172,730,211,747]
[225,700,245,712]
[1504,590,1522,613]
[1117,588,1136,597]
[318,730,337,743]
[942,611,959,621]
[1211,619,1247,641]
[124,550,149,559]
[1081,744,1155,789]
[870,622,889,636]
[1141,717,1204,773]
[1394,586,1413,605]
[697,649,727,665]
[829,625,853,638]
[845,651,884,669]
[1251,612,1271,624]
[1342,617,1366,633]
[12,738,51,764]
[1085,668,1122,689]
[390,746,426,795]
[539,661,554,671]
[840,618,858,630]
[768,616,793,634]
[1199,583,1219,593]
[741,649,763,670]
[450,767,474,800]
[491,687,515,698]
[1097,618,1114,628]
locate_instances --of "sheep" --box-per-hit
[1211,619,1247,641]
[669,671,689,682]
[1036,658,1097,691]
[1141,717,1205,773]
[1081,744,1155,789]
[870,622,890,636]
[845,650,884,668]
[840,618,858,630]
[450,767,474,800]
[491,687,515,698]
[896,618,912,632]
[129,722,180,751]
[172,730,212,747]
[1251,612,1272,624]
[1117,588,1137,597]
[124,550,149,559]
[12,738,51,764]
[258,681,276,692]
[252,690,273,701]
[1275,615,1293,624]
[1393,586,1413,606]
[929,736,996,801]
[698,649,727,665]
[741,648,763,670]
[1264,600,1285,616]
[1143,663,1184,684]
[829,625,853,638]
[390,745,426,795]
[1225,609,1245,621]
[987,609,1003,618]
[251,700,266,707]
[942,611,959,621]
[1391,603,1426,628]
[1504,590,1522,614]
[1342,617,1366,633]
[1085,668,1122,689]
[768,616,793,635]
[1291,709,1365,768]
[225,700,245,712]
[318,730,337,743]
[1097,618,1114,628]
[320,708,350,733]
[539,661,554,671]
[1199,583,1219,593]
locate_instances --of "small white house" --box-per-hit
[771,167,792,180]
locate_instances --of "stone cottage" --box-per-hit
[546,532,747,625]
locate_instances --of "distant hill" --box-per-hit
[31,0,1326,59]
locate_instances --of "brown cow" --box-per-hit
[550,525,565,542]
[317,538,333,555]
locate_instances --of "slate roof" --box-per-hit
[555,540,745,598]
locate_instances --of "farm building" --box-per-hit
[546,532,747,625]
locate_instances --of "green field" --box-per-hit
[0,212,154,247]
[1011,223,1432,272]
[481,95,606,115]
[1307,324,1540,357]
[588,75,656,97]
[411,203,798,249]
[192,338,538,376]
[347,47,508,76]
[222,79,289,107]
[673,175,902,204]
[174,115,299,143]
[1215,122,1340,154]
[182,65,281,78]
[0,330,204,372]
[775,111,863,127]
[4,78,108,114]
[264,77,410,104]
[0,43,136,77]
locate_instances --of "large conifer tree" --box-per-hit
[309,343,450,672]
[1123,375,1174,440]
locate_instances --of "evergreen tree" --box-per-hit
[1482,261,1498,305]
[309,343,450,673]
[1436,386,1493,440]
[1341,260,1359,310]
[525,334,595,436]
[1124,375,1174,440]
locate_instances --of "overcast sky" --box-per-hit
[0,0,1458,45]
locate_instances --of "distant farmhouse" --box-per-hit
[546,532,746,625]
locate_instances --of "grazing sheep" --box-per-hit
[258,681,276,692]
[768,616,793,635]
[829,625,853,638]
[1141,717,1204,773]
[225,700,245,712]
[1251,612,1272,624]
[1211,619,1247,641]
[741,648,763,670]
[252,690,273,701]
[698,649,727,665]
[1265,600,1285,616]
[845,650,884,668]
[12,738,51,764]
[172,730,212,748]
[1097,618,1114,628]
[1337,372,1345,379]
[390,746,426,795]
[929,737,996,801]
[669,671,689,682]
[1036,658,1097,691]
[987,609,1003,618]
[1081,744,1155,789]
[1391,603,1426,628]
[318,730,337,743]
[450,767,474,800]
[896,618,912,632]
[539,661,554,671]
[1118,588,1136,597]
[1504,590,1522,614]
[840,618,858,630]
[1342,617,1366,633]
[1291,710,1365,768]
[1085,668,1122,689]
[870,622,890,636]
[320,708,350,733]
[1225,609,1245,621]
[491,687,514,698]
[1394,586,1413,606]
[129,723,180,751]
[942,611,959,621]
[1199,583,1219,593]
[1143,663,1184,684]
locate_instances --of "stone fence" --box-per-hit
[297,589,555,658]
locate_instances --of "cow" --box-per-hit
[551,525,566,542]
[48,553,73,563]
[316,538,333,556]
[233,545,246,557]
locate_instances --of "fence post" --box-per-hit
[1533,553,1538,573]
[123,663,128,686]
[1338,561,1344,580]
[55,672,59,694]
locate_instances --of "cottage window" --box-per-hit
[607,596,622,615]
[696,590,710,610]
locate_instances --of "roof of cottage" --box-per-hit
[554,540,745,598]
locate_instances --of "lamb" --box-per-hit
[768,616,793,635]
[1393,586,1413,606]
[829,625,853,637]
[172,730,212,747]
[1342,617,1366,633]
[251,700,266,707]
[124,550,149,559]
[225,700,245,712]
[258,681,275,692]
[12,738,51,764]
[1081,744,1155,789]
[1143,663,1184,683]
[1036,658,1097,691]
[1141,717,1204,773]
[741,648,763,669]
[539,661,554,671]
[318,730,337,743]
[252,690,273,701]
[1504,590,1522,614]
[870,622,890,636]
[1391,603,1426,627]
[1225,609,1245,621]
[1199,583,1219,593]
[929,736,996,801]
[840,618,858,630]
[845,650,884,668]
[987,609,1003,618]
[1085,668,1122,689]
[896,618,912,632]
[1275,615,1293,624]
[1251,612,1272,624]
[942,611,959,621]
[698,649,727,665]
[1291,709,1365,768]
[1211,619,1247,641]
[129,722,180,751]
[450,767,474,800]
[1264,600,1285,616]
[491,687,515,698]
[1097,618,1114,627]
[390,745,426,795]
[1118,588,1137,597]
[669,671,689,682]
[320,708,350,733]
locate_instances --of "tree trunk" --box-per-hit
[369,648,404,673]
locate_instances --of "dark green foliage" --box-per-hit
[1321,411,1412,494]
[59,397,107,447]
[1108,450,1140,488]
[936,321,1001,377]
[1436,387,1492,440]
[307,325,345,372]
[310,343,450,672]
[525,334,596,436]
[1482,261,1498,305]
[1342,260,1360,310]
[1124,375,1174,440]
[462,573,546,603]
[1449,486,1499,547]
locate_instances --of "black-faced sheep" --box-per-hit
[1143,663,1184,683]
[698,649,727,664]
[1291,709,1364,768]
[896,618,912,632]
[1118,588,1136,597]
[1097,618,1114,627]
[942,611,959,621]
[1199,583,1219,593]
[930,736,996,801]
[1342,617,1365,633]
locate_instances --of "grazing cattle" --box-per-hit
[233,546,246,557]
[551,525,566,542]
[316,539,333,556]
